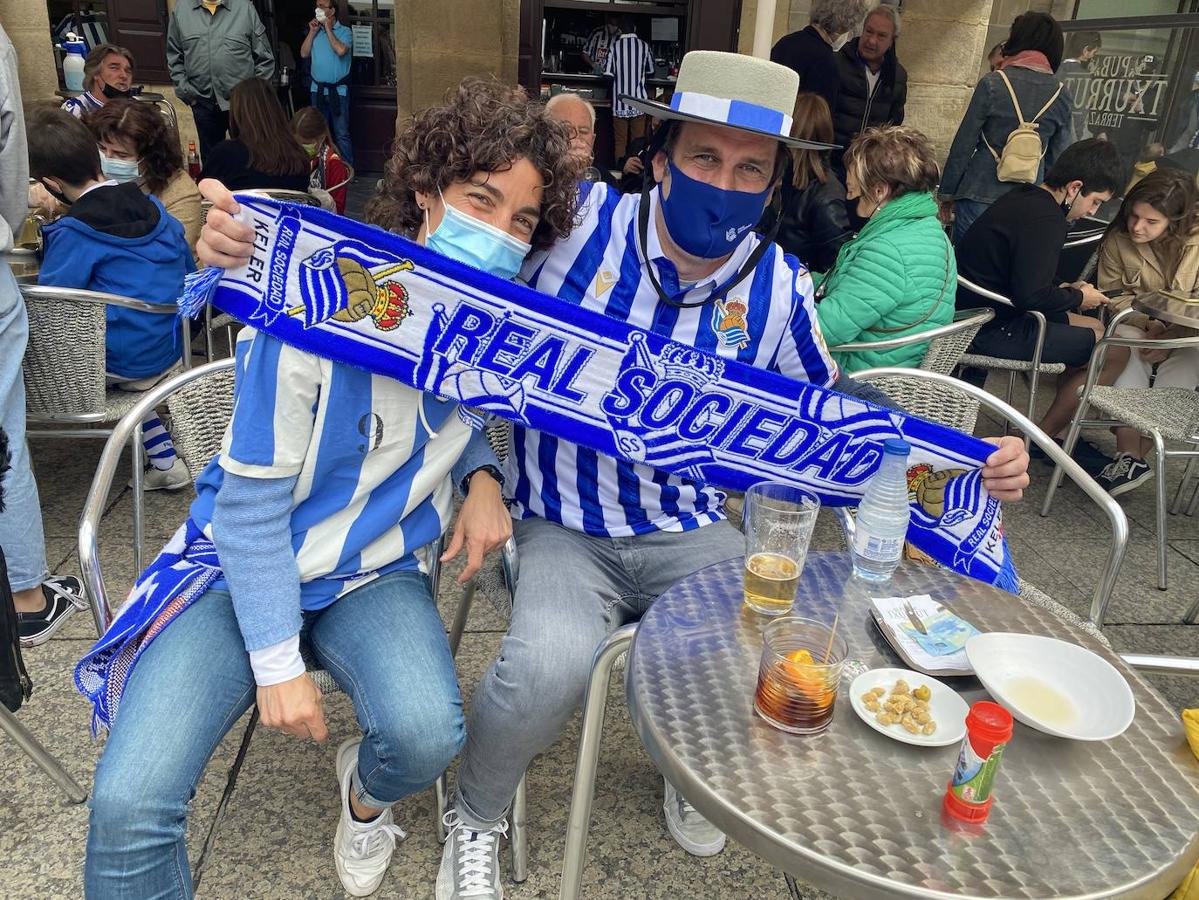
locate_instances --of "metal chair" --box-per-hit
[1057,228,1107,284]
[22,284,193,573]
[830,307,994,376]
[1041,306,1199,598]
[76,360,445,890]
[956,275,1067,432]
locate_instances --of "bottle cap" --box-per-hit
[882,438,911,457]
[943,782,994,823]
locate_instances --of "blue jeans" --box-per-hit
[953,197,990,243]
[454,515,744,827]
[85,570,463,899]
[312,88,353,167]
[0,262,47,593]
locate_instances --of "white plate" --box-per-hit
[966,633,1135,741]
[849,668,969,747]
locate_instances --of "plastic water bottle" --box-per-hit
[60,34,87,92]
[851,438,912,582]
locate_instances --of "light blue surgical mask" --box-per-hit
[425,198,531,281]
[100,153,141,184]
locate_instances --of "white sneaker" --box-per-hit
[135,458,191,491]
[334,739,407,897]
[662,777,726,857]
[436,811,507,900]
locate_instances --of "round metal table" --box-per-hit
[626,553,1199,899]
[1132,292,1199,329]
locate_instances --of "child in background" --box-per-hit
[29,108,193,491]
[292,105,352,214]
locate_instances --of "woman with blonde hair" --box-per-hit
[814,125,955,372]
[1094,168,1199,494]
[770,91,852,273]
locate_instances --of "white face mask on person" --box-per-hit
[100,154,141,184]
[425,197,532,281]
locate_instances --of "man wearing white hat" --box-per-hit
[195,50,1031,897]
[430,51,1031,898]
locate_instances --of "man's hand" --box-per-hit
[197,179,255,269]
[256,672,328,741]
[441,471,512,584]
[622,155,644,176]
[980,436,1030,502]
[1077,283,1108,310]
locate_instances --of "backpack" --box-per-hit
[983,70,1063,184]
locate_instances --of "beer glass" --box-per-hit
[743,482,818,616]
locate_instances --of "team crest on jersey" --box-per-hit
[712,296,750,348]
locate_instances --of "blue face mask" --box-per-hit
[658,158,772,260]
[100,153,141,184]
[426,199,531,281]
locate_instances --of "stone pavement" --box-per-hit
[2,377,1196,900]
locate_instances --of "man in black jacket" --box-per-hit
[956,139,1128,454]
[831,4,907,169]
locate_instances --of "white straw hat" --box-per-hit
[619,50,837,150]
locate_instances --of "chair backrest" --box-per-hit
[829,308,995,376]
[78,359,236,633]
[956,273,1015,308]
[21,286,108,416]
[860,372,980,434]
[854,366,1129,627]
[167,365,237,478]
[256,189,321,206]
[918,307,994,374]
[1056,227,1106,284]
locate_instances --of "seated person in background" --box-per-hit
[292,105,352,214]
[1094,168,1199,495]
[767,91,851,274]
[61,42,135,118]
[814,125,953,372]
[199,77,311,192]
[29,108,193,491]
[85,99,203,254]
[617,131,651,194]
[956,138,1128,466]
[544,92,601,180]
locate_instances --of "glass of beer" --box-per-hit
[742,482,819,616]
[753,616,847,734]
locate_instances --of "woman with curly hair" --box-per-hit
[84,99,203,252]
[84,77,580,899]
[814,125,956,372]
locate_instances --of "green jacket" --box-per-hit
[815,191,955,374]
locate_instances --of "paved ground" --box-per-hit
[4,294,1197,897]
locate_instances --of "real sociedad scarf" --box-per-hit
[181,196,1019,593]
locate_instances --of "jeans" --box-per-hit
[454,515,744,827]
[313,88,354,167]
[953,197,990,243]
[0,262,47,593]
[189,100,229,163]
[85,570,464,899]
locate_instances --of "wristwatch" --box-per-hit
[461,464,504,495]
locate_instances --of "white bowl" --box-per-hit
[849,668,969,747]
[965,632,1135,741]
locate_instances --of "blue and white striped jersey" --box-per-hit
[507,181,837,537]
[189,327,474,610]
[604,33,655,118]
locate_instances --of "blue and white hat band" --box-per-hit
[669,90,793,140]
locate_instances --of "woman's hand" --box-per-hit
[256,672,328,741]
[980,436,1030,502]
[27,182,62,217]
[308,18,321,32]
[1076,283,1108,311]
[441,471,512,584]
[197,179,255,269]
